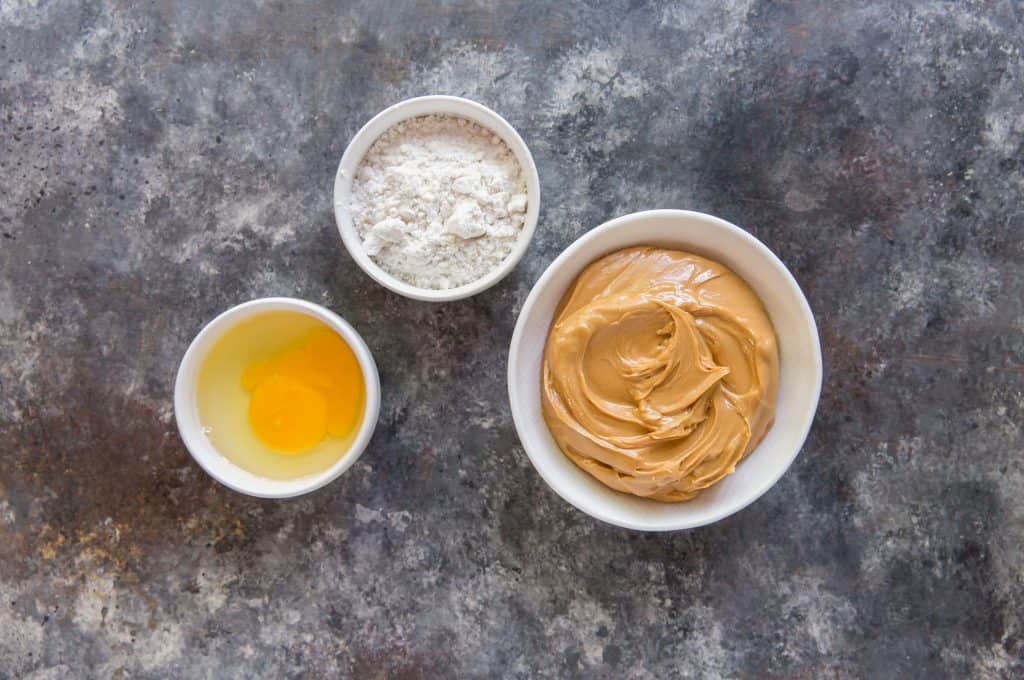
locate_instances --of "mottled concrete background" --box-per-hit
[1,1,1022,678]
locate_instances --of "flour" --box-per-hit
[348,114,528,290]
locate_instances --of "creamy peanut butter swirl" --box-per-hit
[542,247,779,502]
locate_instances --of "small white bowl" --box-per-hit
[174,298,381,498]
[333,95,541,302]
[508,210,822,531]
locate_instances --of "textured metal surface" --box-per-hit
[1,1,1022,677]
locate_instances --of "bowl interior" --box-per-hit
[508,210,822,530]
[174,298,381,498]
[333,96,541,302]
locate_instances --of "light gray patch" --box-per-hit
[0,279,19,326]
[545,45,649,119]
[784,188,820,213]
[23,666,73,680]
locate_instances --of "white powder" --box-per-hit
[348,114,529,290]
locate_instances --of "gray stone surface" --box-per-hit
[1,1,1022,677]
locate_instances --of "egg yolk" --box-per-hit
[241,328,364,454]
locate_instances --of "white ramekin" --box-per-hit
[508,210,823,531]
[174,297,381,498]
[333,95,541,302]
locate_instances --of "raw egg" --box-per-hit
[196,311,366,480]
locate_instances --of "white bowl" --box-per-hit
[174,298,381,498]
[333,95,541,302]
[508,210,822,531]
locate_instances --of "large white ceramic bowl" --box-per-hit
[508,210,822,531]
[174,297,381,498]
[333,95,541,302]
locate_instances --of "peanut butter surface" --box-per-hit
[541,247,780,502]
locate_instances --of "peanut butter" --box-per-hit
[541,246,779,502]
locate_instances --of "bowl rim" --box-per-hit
[332,95,541,302]
[173,297,381,499]
[508,209,823,530]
